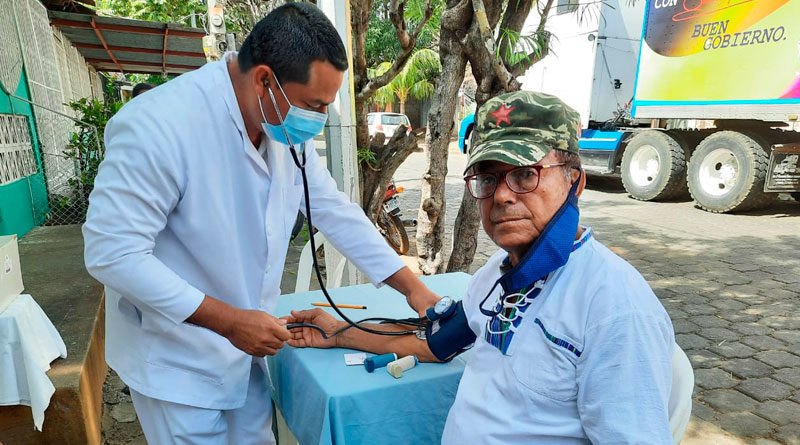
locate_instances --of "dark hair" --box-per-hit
[238,3,348,84]
[132,82,155,97]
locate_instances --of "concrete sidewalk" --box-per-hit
[0,225,106,445]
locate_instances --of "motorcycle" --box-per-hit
[290,180,412,255]
[377,180,411,255]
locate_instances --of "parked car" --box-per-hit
[367,112,412,142]
[458,114,475,153]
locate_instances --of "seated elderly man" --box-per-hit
[287,91,675,444]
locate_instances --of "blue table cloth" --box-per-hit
[268,272,472,445]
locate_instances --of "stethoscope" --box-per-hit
[260,80,425,339]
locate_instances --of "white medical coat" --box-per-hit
[83,54,405,409]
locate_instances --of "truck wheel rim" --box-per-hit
[698,148,739,197]
[629,144,661,187]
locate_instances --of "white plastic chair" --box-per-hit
[669,344,694,444]
[294,231,348,293]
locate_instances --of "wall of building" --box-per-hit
[0,0,103,235]
[0,71,48,237]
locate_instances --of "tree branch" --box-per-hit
[356,0,435,101]
[389,0,411,48]
[509,0,555,77]
[469,0,515,90]
[351,0,372,93]
[495,0,533,59]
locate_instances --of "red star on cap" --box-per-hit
[489,103,515,127]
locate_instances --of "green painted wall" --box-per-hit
[0,70,49,238]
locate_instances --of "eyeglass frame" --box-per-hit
[464,163,566,199]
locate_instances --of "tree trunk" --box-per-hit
[415,0,471,275]
[360,126,418,222]
[354,98,370,155]
[443,0,531,273]
[400,101,405,115]
[445,184,481,272]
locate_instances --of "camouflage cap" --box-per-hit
[465,91,580,173]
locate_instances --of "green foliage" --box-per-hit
[365,0,443,68]
[61,97,123,219]
[368,62,394,108]
[94,0,283,42]
[497,28,550,66]
[94,0,205,26]
[102,73,118,100]
[357,146,378,165]
[125,73,171,87]
[371,49,440,110]
[295,224,310,244]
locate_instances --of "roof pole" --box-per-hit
[319,0,362,285]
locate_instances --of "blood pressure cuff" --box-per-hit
[426,301,476,362]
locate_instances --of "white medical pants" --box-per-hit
[129,363,275,445]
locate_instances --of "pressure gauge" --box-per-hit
[427,296,455,321]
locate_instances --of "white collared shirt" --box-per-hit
[83,53,405,409]
[442,229,675,444]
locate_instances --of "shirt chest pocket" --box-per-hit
[511,318,580,402]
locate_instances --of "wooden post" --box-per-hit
[319,0,362,286]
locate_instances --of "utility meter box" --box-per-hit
[0,235,24,314]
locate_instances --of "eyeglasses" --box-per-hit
[464,163,565,199]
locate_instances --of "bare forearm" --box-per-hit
[186,295,236,337]
[188,296,291,356]
[336,322,439,362]
[383,267,440,314]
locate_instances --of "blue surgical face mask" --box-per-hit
[258,74,328,148]
[479,169,583,317]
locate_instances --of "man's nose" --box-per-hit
[493,177,516,204]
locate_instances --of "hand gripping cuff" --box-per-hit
[425,301,476,362]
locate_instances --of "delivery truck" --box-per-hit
[518,0,800,212]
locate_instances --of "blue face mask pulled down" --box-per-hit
[258,75,328,148]
[479,170,582,317]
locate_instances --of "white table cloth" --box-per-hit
[0,294,67,430]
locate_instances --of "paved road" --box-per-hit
[394,143,800,445]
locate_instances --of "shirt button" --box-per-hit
[267,228,272,237]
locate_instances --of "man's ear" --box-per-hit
[572,168,587,198]
[252,65,273,98]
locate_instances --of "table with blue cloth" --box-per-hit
[268,272,472,445]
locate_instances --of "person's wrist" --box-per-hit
[219,305,240,339]
[334,321,348,348]
[408,290,439,312]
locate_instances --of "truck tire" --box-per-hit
[687,131,773,213]
[621,130,689,201]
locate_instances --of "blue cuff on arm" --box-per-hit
[426,301,476,362]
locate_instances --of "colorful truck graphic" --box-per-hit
[519,0,800,212]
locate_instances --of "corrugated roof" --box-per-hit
[48,10,207,75]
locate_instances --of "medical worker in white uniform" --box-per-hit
[83,4,439,443]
